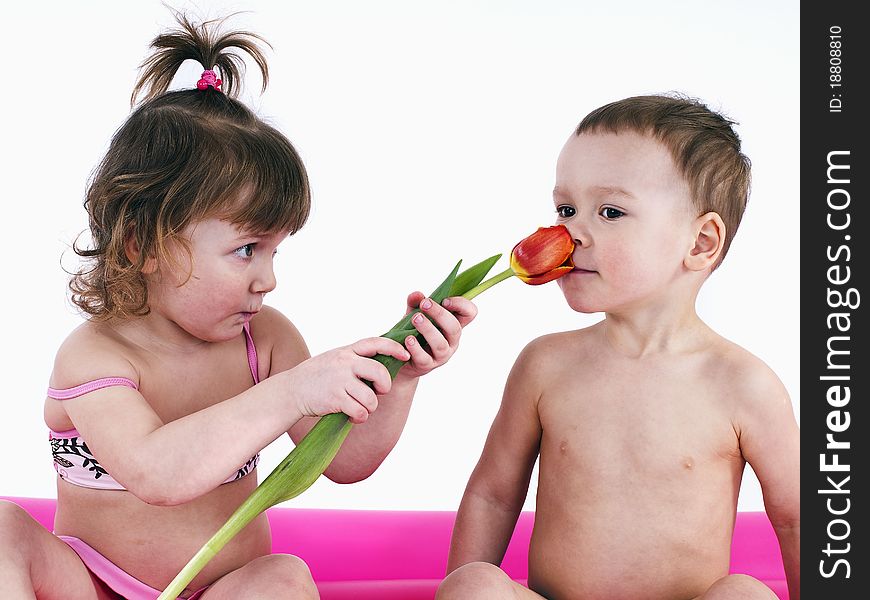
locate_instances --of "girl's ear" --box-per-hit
[685,211,726,272]
[125,233,158,274]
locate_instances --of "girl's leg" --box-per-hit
[198,553,319,600]
[0,500,118,600]
[436,562,548,600]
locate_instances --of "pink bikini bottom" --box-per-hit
[58,535,209,600]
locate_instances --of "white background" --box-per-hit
[2,1,798,512]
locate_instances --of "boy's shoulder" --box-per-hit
[514,323,602,376]
[702,332,790,410]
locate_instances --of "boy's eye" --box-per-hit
[234,243,255,258]
[600,207,625,220]
[556,205,576,219]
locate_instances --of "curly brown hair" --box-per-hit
[70,11,310,320]
[576,94,751,266]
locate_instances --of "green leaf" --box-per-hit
[385,260,463,335]
[450,254,502,297]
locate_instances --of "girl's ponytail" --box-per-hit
[131,11,270,104]
[71,11,309,321]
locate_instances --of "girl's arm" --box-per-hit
[53,317,406,506]
[446,340,544,572]
[279,293,477,483]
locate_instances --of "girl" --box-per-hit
[0,14,476,600]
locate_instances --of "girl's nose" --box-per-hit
[252,262,277,294]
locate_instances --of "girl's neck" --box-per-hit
[112,311,210,355]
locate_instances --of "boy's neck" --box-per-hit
[600,303,712,358]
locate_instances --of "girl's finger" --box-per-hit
[410,311,450,360]
[345,379,378,417]
[352,358,393,395]
[351,337,411,362]
[442,296,478,328]
[404,334,435,369]
[419,297,462,346]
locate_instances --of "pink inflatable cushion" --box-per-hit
[1,497,786,599]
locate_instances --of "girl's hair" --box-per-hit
[70,12,310,320]
[576,94,751,266]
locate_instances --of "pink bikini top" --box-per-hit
[47,323,261,491]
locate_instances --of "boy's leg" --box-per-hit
[436,562,548,600]
[198,553,319,600]
[0,500,118,600]
[695,574,779,600]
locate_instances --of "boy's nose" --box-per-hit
[573,235,590,248]
[565,222,591,249]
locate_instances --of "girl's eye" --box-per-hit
[234,243,255,258]
[556,205,576,219]
[600,207,625,220]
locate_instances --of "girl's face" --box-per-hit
[554,131,699,314]
[147,217,289,342]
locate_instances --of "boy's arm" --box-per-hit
[735,363,800,600]
[447,340,544,573]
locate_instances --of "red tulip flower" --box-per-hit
[510,225,575,285]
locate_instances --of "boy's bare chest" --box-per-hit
[537,357,740,475]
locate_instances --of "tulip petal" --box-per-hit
[517,265,575,285]
[510,225,575,278]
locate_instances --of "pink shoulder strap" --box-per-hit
[243,322,260,384]
[48,325,259,399]
[47,377,138,401]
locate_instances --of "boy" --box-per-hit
[436,95,799,600]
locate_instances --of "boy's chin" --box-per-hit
[558,283,599,313]
[560,293,601,314]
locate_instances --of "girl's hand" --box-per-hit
[399,292,478,379]
[287,338,411,424]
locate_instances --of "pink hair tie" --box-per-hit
[196,69,222,91]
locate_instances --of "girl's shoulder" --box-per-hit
[50,321,140,389]
[247,306,310,377]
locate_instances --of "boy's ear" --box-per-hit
[125,233,158,275]
[685,211,726,272]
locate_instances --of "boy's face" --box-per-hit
[554,130,699,314]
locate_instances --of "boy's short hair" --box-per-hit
[576,94,751,265]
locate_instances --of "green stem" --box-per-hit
[159,261,516,599]
[157,414,353,600]
[461,267,515,300]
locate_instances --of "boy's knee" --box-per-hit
[437,562,513,599]
[248,554,317,597]
[702,574,778,599]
